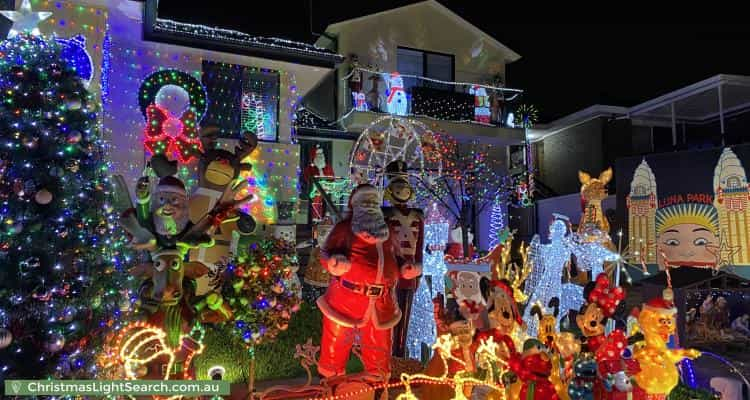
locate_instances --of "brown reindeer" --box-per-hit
[130,248,209,311]
[578,167,613,234]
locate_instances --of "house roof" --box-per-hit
[528,74,750,143]
[142,2,344,68]
[318,0,521,63]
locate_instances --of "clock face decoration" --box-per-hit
[56,35,94,87]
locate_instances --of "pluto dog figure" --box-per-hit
[532,297,560,349]
[317,184,420,378]
[632,289,700,397]
[382,160,425,358]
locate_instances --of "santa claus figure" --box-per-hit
[303,144,334,222]
[382,160,424,357]
[317,184,421,378]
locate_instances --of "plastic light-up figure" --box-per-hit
[407,203,449,360]
[523,214,575,337]
[385,72,408,116]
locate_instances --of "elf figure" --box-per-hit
[352,91,369,112]
[303,144,335,222]
[316,184,421,378]
[382,160,425,357]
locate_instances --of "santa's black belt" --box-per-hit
[338,278,386,297]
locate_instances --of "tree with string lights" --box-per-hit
[417,133,512,258]
[0,34,133,380]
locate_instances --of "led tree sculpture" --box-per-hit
[416,133,511,258]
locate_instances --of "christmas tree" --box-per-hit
[0,34,132,380]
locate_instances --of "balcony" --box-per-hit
[342,69,526,146]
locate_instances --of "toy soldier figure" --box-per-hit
[382,160,425,357]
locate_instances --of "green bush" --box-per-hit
[193,301,363,383]
[667,383,719,400]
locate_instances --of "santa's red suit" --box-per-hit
[316,186,419,377]
[303,146,334,221]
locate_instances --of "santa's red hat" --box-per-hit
[643,288,676,315]
[157,176,186,196]
[310,144,328,164]
[489,279,523,327]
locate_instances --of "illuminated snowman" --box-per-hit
[386,72,408,116]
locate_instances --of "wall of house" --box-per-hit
[103,1,333,227]
[538,118,606,196]
[332,3,512,119]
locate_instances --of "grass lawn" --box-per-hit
[193,301,363,383]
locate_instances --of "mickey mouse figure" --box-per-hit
[575,273,625,353]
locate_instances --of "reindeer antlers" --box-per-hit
[483,232,532,304]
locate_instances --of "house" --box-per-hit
[98,0,342,233]
[298,0,527,250]
[529,74,750,196]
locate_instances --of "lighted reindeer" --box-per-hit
[578,167,613,234]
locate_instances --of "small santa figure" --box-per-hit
[303,144,334,222]
[385,72,408,116]
[470,85,491,124]
[382,160,424,357]
[317,184,421,378]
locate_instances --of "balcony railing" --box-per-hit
[346,68,524,128]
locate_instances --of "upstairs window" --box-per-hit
[396,47,454,92]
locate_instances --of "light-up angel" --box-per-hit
[523,214,576,337]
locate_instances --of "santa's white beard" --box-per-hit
[154,213,189,236]
[351,206,389,240]
[313,155,326,170]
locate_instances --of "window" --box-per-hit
[396,47,454,93]
[202,61,280,141]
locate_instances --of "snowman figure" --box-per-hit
[385,72,408,116]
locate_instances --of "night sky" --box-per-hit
[158,1,750,122]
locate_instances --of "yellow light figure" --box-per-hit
[549,332,580,400]
[633,289,700,396]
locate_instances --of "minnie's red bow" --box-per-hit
[588,273,625,317]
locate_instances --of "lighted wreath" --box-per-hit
[138,69,208,163]
[138,69,207,120]
[221,238,302,346]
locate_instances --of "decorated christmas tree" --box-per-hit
[0,34,132,380]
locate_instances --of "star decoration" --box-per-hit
[1,0,52,39]
[707,231,741,269]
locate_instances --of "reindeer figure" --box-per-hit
[130,248,209,312]
[578,167,613,234]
